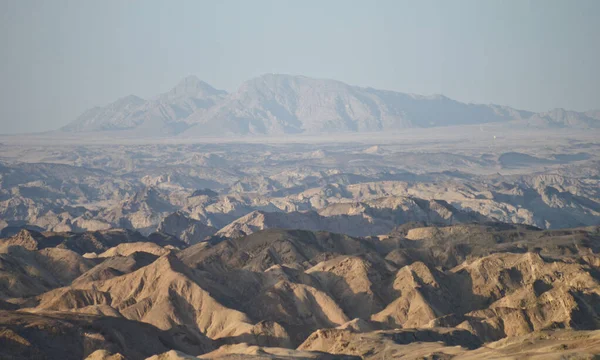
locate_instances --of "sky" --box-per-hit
[0,0,599,134]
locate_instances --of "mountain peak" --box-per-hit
[177,74,204,87]
[112,94,145,107]
[167,76,226,98]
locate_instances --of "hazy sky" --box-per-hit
[1,0,598,134]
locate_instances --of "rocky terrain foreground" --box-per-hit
[1,222,599,359]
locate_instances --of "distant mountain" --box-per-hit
[585,109,600,120]
[61,75,227,135]
[61,74,599,137]
[62,94,146,132]
[182,74,533,136]
[524,108,600,128]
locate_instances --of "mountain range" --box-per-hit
[59,74,600,137]
[2,90,600,358]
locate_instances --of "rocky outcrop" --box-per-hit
[157,212,216,245]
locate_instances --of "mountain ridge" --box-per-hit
[59,74,600,137]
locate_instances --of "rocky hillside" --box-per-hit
[1,224,600,358]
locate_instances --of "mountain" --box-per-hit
[143,75,227,133]
[182,74,533,136]
[61,76,226,135]
[160,75,227,101]
[62,95,147,132]
[60,74,599,137]
[525,108,600,128]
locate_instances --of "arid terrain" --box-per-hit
[1,126,599,236]
[0,127,599,359]
[2,0,600,357]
